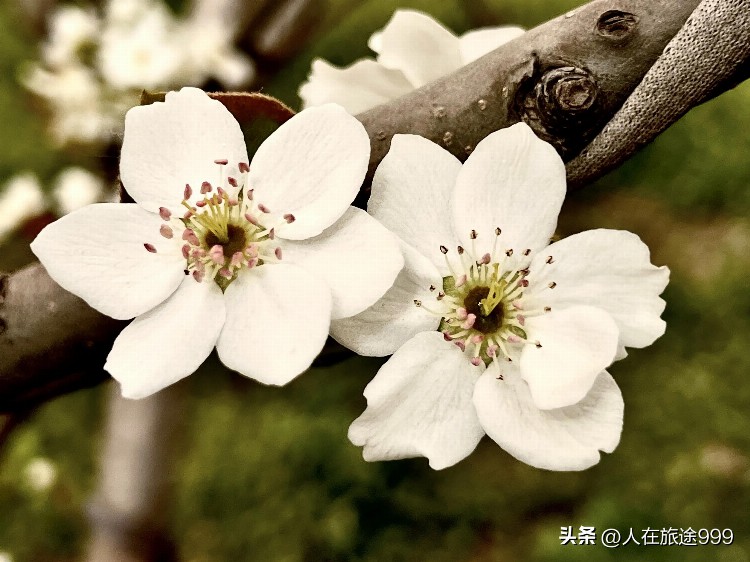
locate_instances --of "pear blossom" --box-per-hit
[299,9,525,114]
[32,88,403,399]
[97,1,183,91]
[41,4,99,67]
[332,123,669,471]
[52,167,108,215]
[22,0,254,146]
[0,168,108,245]
[0,174,46,243]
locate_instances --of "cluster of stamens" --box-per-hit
[143,159,294,290]
[415,228,557,369]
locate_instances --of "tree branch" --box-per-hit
[1,0,748,412]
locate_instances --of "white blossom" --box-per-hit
[32,88,403,399]
[0,173,46,242]
[52,167,107,214]
[299,9,525,114]
[22,0,254,147]
[332,123,669,471]
[97,1,182,91]
[42,5,99,67]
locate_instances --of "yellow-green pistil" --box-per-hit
[415,228,555,368]
[143,159,294,291]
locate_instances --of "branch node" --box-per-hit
[596,10,639,41]
[515,65,602,158]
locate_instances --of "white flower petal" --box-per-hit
[31,203,185,320]
[452,122,566,256]
[216,264,332,386]
[521,306,619,410]
[527,229,669,349]
[474,366,623,471]
[248,104,370,240]
[120,87,248,213]
[330,241,442,356]
[369,134,462,273]
[458,26,526,64]
[349,331,484,470]
[283,207,403,319]
[299,58,413,114]
[105,277,225,399]
[375,10,462,87]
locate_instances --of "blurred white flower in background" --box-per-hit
[24,457,58,492]
[0,551,13,562]
[41,4,98,67]
[52,167,107,215]
[21,0,255,146]
[0,167,108,244]
[97,0,183,91]
[0,174,46,241]
[299,9,525,114]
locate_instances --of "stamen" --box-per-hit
[182,229,200,246]
[201,181,212,194]
[209,245,225,264]
[184,184,192,200]
[283,213,295,224]
[275,247,283,260]
[144,243,157,253]
[159,225,173,239]
[159,207,171,220]
[214,159,229,165]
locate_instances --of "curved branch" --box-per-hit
[566,0,750,187]
[1,0,747,412]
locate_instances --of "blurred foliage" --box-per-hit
[1,0,749,561]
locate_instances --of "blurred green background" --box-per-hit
[1,0,749,561]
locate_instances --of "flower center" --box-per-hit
[204,224,248,259]
[415,228,556,368]
[463,286,504,334]
[143,159,295,291]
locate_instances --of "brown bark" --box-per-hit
[1,0,748,412]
